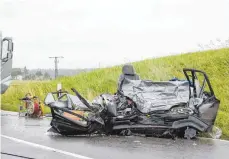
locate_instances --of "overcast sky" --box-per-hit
[1,0,229,69]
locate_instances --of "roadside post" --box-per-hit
[57,83,62,98]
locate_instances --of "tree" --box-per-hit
[24,66,29,76]
[31,74,36,80]
[43,72,50,79]
[35,70,43,77]
[198,38,229,50]
[22,66,29,80]
[11,68,22,79]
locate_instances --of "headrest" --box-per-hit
[122,64,135,75]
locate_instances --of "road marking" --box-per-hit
[1,134,94,159]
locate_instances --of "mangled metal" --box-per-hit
[44,68,220,139]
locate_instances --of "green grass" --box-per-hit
[1,48,229,139]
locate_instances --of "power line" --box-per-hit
[49,56,64,79]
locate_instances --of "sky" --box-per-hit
[1,0,229,69]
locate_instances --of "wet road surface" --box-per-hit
[1,110,229,159]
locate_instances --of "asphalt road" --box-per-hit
[1,110,229,159]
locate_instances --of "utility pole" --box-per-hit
[49,56,64,79]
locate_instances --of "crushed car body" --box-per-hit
[44,67,220,139]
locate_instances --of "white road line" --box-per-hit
[1,134,95,159]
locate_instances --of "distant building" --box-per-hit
[16,75,23,80]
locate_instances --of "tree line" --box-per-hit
[11,67,51,80]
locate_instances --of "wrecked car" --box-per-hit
[44,67,220,139]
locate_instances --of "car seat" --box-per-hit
[117,64,140,92]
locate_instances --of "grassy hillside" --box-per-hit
[1,48,229,139]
